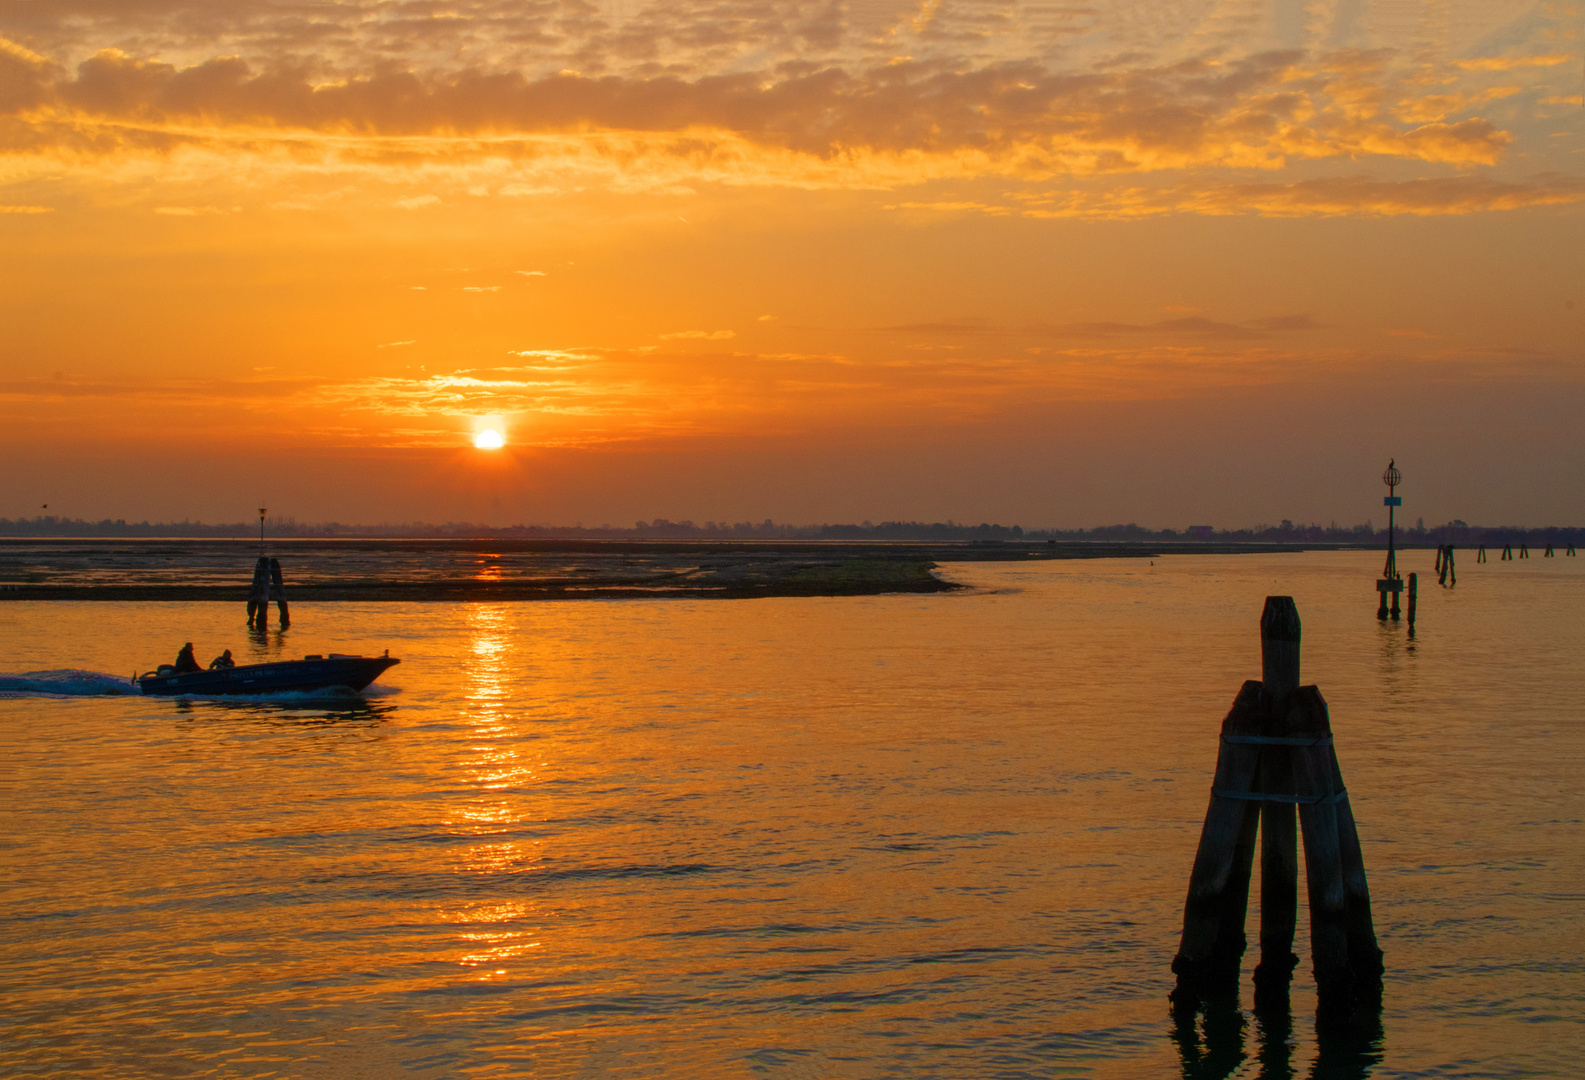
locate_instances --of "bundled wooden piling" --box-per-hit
[1545,544,1554,557]
[1477,546,1487,563]
[1570,544,1578,557]
[1521,544,1530,559]
[247,555,290,628]
[1173,597,1382,1018]
[1407,573,1417,635]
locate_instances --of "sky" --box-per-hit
[1,0,1580,529]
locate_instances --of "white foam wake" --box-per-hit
[0,669,142,697]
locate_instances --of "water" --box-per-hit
[2,551,1581,1078]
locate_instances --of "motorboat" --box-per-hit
[138,652,399,696]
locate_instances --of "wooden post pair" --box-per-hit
[1171,598,1383,1019]
[246,556,291,628]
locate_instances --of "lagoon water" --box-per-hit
[2,551,1582,1078]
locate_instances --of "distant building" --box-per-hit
[1187,525,1214,540]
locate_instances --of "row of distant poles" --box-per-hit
[1376,461,1576,635]
[248,506,289,629]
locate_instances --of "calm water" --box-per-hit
[2,551,1581,1078]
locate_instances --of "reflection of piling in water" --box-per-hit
[247,556,290,628]
[1172,597,1382,1021]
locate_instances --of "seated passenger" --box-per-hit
[209,649,236,670]
[173,642,201,674]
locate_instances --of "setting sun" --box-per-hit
[474,430,503,450]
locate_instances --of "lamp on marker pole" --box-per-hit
[259,507,267,556]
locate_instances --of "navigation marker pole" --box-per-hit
[1376,463,1403,621]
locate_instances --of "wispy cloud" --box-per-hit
[661,329,735,340]
[894,174,1585,220]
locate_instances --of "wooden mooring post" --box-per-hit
[1407,573,1417,636]
[246,555,290,628]
[1172,597,1383,1019]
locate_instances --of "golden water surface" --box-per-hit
[2,551,1581,1078]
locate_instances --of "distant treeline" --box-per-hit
[3,514,1582,547]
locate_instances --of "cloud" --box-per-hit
[895,174,1585,220]
[660,329,735,340]
[1246,314,1321,331]
[395,194,441,209]
[0,43,1528,181]
[1453,54,1574,72]
[153,205,225,215]
[0,204,51,213]
[461,285,501,292]
[879,314,1319,340]
[378,340,416,348]
[514,269,547,276]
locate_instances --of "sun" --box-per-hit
[474,429,504,449]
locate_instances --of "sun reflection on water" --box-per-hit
[445,605,546,974]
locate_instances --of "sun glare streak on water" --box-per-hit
[0,551,1582,1078]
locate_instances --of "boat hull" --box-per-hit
[138,655,399,697]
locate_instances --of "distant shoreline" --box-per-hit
[0,539,1347,601]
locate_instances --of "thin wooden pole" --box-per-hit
[247,556,270,627]
[1254,597,1300,1009]
[269,557,290,628]
[1406,573,1416,635]
[1323,700,1384,1009]
[1291,687,1352,1016]
[1171,680,1265,1008]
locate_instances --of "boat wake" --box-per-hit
[0,669,142,698]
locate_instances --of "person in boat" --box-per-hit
[209,649,236,670]
[173,642,202,674]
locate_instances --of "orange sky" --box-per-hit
[2,1,1581,528]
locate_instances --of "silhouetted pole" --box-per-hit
[1377,462,1403,620]
[269,557,290,628]
[247,556,270,627]
[1407,573,1417,636]
[1170,682,1264,1008]
[1254,598,1301,1010]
